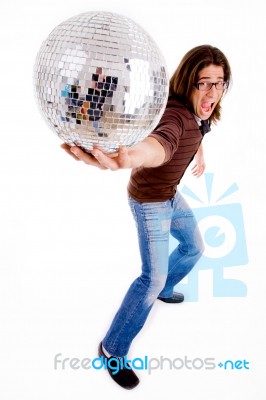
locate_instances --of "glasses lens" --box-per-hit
[216,82,227,90]
[196,82,212,91]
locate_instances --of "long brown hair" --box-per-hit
[169,45,232,124]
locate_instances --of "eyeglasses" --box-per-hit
[194,81,229,91]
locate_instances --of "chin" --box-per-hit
[198,113,210,120]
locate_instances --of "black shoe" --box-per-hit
[158,292,184,303]
[98,342,140,390]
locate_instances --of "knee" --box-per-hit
[140,273,167,296]
[189,236,205,259]
[152,274,168,294]
[142,274,167,307]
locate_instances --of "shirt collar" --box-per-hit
[194,114,201,126]
[194,114,211,136]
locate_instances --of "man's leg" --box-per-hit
[102,198,173,357]
[159,192,204,299]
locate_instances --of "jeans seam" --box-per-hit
[109,291,148,355]
[108,204,155,354]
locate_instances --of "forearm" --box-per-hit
[191,142,206,177]
[128,137,165,168]
[195,142,203,158]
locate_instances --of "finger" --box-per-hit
[109,151,119,159]
[116,146,129,167]
[61,143,81,161]
[92,149,119,170]
[92,145,119,159]
[197,169,204,177]
[70,146,107,168]
[195,167,205,178]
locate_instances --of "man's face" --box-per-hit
[190,64,225,120]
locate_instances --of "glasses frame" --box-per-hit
[194,81,229,91]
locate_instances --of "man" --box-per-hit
[62,45,231,389]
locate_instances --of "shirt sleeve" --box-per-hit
[149,106,183,164]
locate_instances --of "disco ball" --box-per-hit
[33,11,169,153]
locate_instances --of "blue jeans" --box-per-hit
[102,191,204,357]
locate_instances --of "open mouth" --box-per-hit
[201,101,214,114]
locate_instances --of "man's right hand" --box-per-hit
[61,144,132,170]
[61,136,165,171]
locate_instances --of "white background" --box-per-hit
[0,0,265,398]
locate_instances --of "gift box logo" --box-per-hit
[170,173,249,301]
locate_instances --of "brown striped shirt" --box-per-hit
[127,97,205,202]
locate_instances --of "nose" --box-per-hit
[208,84,218,93]
[206,85,219,99]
